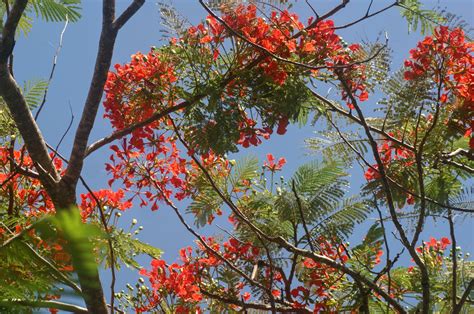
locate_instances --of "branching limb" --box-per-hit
[291,181,315,252]
[200,288,311,313]
[311,90,474,212]
[170,119,406,313]
[63,0,145,185]
[336,72,430,313]
[34,18,69,120]
[113,0,145,31]
[0,299,88,313]
[334,1,397,30]
[0,0,60,186]
[411,75,443,248]
[454,279,474,314]
[0,0,27,61]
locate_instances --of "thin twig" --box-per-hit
[291,180,315,252]
[34,18,69,120]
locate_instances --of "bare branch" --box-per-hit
[454,279,474,314]
[333,1,397,30]
[85,99,194,157]
[34,18,69,120]
[113,0,145,31]
[291,181,315,252]
[0,0,28,61]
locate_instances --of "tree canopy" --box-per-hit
[0,0,473,313]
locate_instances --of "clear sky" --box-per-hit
[12,0,473,308]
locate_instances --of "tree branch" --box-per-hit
[0,299,87,313]
[200,289,311,313]
[0,0,60,186]
[63,0,144,186]
[291,180,315,252]
[0,0,27,61]
[336,72,430,313]
[171,121,406,313]
[310,89,474,212]
[453,279,474,314]
[113,0,145,31]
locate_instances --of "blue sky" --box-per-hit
[12,0,473,307]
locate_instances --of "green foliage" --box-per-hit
[158,1,187,37]
[351,223,384,268]
[108,227,163,270]
[23,79,48,110]
[1,0,81,36]
[0,215,83,313]
[0,79,48,142]
[306,130,370,167]
[378,69,433,131]
[450,187,474,212]
[30,0,81,23]
[0,235,57,300]
[227,155,259,191]
[288,161,365,240]
[184,73,315,154]
[227,159,371,246]
[36,209,104,281]
[399,0,445,34]
[352,42,391,92]
[0,98,16,141]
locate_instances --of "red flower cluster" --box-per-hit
[103,51,177,131]
[404,26,473,148]
[217,5,369,106]
[364,137,415,205]
[364,138,414,181]
[416,236,451,254]
[104,5,370,159]
[138,237,261,312]
[408,237,452,271]
[79,188,132,220]
[292,237,348,310]
[0,147,64,216]
[138,254,203,313]
[263,153,286,172]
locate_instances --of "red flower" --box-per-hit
[440,237,451,250]
[374,249,384,265]
[263,153,286,172]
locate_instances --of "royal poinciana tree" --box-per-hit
[0,0,473,313]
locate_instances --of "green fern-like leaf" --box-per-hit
[316,197,370,239]
[292,160,347,195]
[399,0,445,34]
[30,0,81,23]
[228,155,259,190]
[22,79,48,110]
